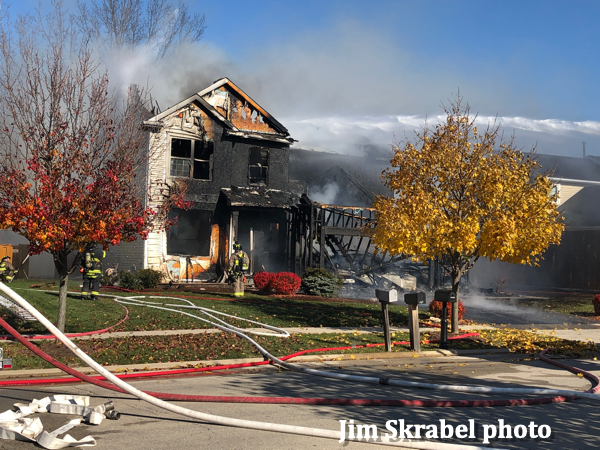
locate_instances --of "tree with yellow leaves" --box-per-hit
[371,97,564,333]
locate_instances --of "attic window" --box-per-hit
[249,146,269,186]
[170,138,214,180]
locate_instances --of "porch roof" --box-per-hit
[220,186,300,209]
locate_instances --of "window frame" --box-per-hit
[169,138,214,181]
[248,146,269,186]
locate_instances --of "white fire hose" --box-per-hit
[110,294,600,401]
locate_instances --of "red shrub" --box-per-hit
[253,272,276,293]
[593,294,600,316]
[272,272,302,295]
[428,299,466,321]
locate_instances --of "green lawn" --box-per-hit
[1,330,495,370]
[3,280,596,371]
[1,280,428,335]
[3,327,596,371]
[512,293,597,318]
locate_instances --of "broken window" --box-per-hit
[167,208,212,256]
[170,138,214,180]
[249,146,269,185]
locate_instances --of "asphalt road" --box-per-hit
[0,353,599,450]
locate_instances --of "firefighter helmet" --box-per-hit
[1,256,9,261]
[233,242,242,251]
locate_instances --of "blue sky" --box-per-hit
[8,0,600,156]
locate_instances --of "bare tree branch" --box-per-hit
[75,0,206,59]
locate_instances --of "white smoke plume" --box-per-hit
[96,19,598,158]
[309,182,340,204]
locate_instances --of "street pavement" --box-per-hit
[0,348,599,449]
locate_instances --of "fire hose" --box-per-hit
[0,284,599,449]
[5,287,600,402]
[0,315,596,408]
[105,293,600,400]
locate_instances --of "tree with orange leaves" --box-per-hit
[0,4,189,332]
[371,96,564,333]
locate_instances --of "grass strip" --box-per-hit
[0,330,523,371]
[2,280,428,334]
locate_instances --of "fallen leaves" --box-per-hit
[478,328,598,357]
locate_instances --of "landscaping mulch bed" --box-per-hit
[163,283,372,304]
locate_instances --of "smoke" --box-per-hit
[309,182,340,204]
[97,18,598,158]
[284,114,600,155]
[461,293,566,325]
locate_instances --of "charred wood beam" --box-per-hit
[358,240,372,270]
[356,256,405,276]
[370,248,386,268]
[351,235,365,265]
[326,235,354,267]
[321,226,364,236]
[324,235,340,258]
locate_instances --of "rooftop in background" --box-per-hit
[535,154,600,183]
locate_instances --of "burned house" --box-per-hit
[289,149,600,291]
[105,77,600,291]
[104,80,411,287]
[105,78,299,280]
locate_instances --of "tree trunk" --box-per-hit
[56,253,69,333]
[451,277,460,333]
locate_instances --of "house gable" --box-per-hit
[144,78,294,144]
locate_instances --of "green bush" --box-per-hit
[118,268,163,290]
[118,270,142,291]
[135,268,163,289]
[301,268,343,297]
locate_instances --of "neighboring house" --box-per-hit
[104,78,298,281]
[470,154,600,290]
[535,154,600,222]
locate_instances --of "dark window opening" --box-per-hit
[249,147,269,185]
[170,138,213,180]
[194,160,210,180]
[171,139,191,158]
[167,209,212,256]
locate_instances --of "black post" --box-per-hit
[440,302,448,349]
[381,302,392,352]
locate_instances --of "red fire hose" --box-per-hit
[0,316,597,407]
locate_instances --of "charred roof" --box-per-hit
[220,186,300,209]
[143,78,295,144]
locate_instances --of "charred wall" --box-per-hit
[182,124,290,202]
[146,101,291,281]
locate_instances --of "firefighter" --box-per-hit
[80,245,106,300]
[0,256,15,283]
[227,242,249,297]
